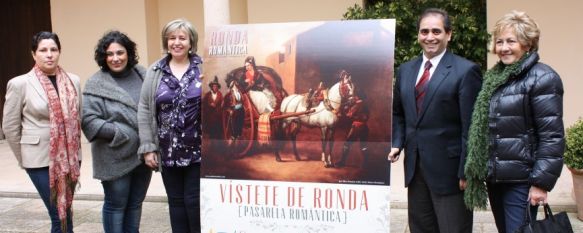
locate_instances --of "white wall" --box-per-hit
[50,0,150,85]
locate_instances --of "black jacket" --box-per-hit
[486,52,564,191]
[392,51,482,195]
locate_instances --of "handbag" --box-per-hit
[515,203,574,233]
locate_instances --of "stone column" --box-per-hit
[203,0,230,26]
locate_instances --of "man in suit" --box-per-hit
[387,8,482,233]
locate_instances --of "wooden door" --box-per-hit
[0,0,52,121]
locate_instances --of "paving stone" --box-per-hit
[389,208,408,233]
[473,211,495,223]
[73,222,103,233]
[481,222,499,233]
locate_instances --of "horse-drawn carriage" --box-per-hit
[220,66,352,167]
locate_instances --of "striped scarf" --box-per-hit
[34,65,81,232]
[464,55,526,210]
[257,113,272,145]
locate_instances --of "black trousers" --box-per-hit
[407,155,473,233]
[161,163,201,233]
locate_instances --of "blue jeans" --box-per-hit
[26,167,74,233]
[161,163,200,233]
[487,182,539,233]
[101,163,152,233]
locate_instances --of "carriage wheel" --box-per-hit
[222,96,256,158]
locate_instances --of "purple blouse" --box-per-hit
[155,55,202,167]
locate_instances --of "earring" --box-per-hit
[188,50,192,54]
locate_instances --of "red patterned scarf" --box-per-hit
[34,65,81,232]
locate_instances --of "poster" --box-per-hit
[201,19,395,233]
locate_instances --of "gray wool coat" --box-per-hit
[81,66,146,181]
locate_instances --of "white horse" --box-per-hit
[274,82,343,167]
[248,89,276,114]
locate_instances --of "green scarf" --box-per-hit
[464,55,527,210]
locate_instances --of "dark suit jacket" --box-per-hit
[392,51,482,195]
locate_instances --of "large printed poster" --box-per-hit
[201,19,395,232]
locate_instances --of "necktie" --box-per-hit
[415,61,432,113]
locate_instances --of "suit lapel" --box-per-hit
[405,57,423,118]
[417,52,453,121]
[27,71,49,104]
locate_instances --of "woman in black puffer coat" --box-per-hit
[464,11,564,233]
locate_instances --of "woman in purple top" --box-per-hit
[137,18,202,233]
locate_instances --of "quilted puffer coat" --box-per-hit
[486,52,564,191]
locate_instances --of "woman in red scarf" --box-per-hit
[2,31,81,233]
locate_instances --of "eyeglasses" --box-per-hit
[419,28,443,36]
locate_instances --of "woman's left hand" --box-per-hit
[529,186,548,206]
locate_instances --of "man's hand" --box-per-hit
[387,148,401,163]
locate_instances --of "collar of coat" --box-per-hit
[83,68,142,110]
[511,51,540,80]
[153,54,202,72]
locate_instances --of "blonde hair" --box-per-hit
[490,11,540,54]
[161,18,198,53]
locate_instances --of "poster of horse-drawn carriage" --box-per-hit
[201,19,395,232]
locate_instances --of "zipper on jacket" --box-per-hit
[493,156,499,183]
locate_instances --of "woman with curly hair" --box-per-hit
[82,30,151,233]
